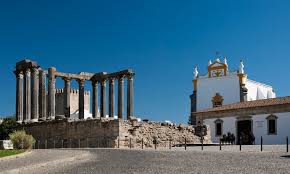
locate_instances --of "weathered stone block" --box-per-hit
[18,119,211,149]
[0,140,13,150]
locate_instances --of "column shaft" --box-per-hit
[100,79,106,118]
[118,76,124,119]
[127,74,134,120]
[92,81,98,118]
[39,70,46,121]
[16,71,24,123]
[109,78,115,118]
[48,67,56,120]
[23,69,31,122]
[78,79,85,119]
[31,68,39,122]
[64,78,71,118]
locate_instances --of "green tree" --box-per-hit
[0,116,18,140]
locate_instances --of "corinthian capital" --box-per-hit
[16,71,24,79]
[118,74,125,81]
[62,77,71,82]
[31,67,39,74]
[109,77,115,84]
[127,73,134,80]
[25,68,31,76]
[100,79,107,86]
[77,79,85,86]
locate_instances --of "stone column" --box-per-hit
[78,79,85,119]
[127,73,134,120]
[63,77,71,118]
[100,79,106,118]
[39,70,46,121]
[31,68,39,122]
[109,78,115,118]
[118,75,124,119]
[48,67,56,120]
[92,81,98,118]
[23,68,31,123]
[15,71,24,123]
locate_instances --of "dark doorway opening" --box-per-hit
[237,120,254,145]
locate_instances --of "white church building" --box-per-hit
[190,58,290,145]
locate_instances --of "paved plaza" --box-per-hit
[0,146,289,174]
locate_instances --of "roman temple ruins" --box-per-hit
[14,59,134,122]
[14,59,207,148]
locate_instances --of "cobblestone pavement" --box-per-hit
[174,144,289,152]
[0,149,92,174]
[0,146,289,174]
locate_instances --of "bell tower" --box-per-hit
[207,58,228,78]
[189,57,244,125]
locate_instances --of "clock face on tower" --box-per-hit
[211,69,225,77]
[207,60,228,78]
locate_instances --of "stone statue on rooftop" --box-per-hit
[194,66,198,79]
[239,60,244,74]
[208,60,212,66]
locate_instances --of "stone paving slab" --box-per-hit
[60,148,290,174]
[172,145,289,153]
[118,145,289,153]
[0,149,91,174]
[0,148,289,174]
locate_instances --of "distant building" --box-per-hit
[54,88,94,119]
[190,58,290,145]
[0,118,3,124]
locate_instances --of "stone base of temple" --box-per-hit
[118,120,211,148]
[16,120,23,124]
[30,119,39,123]
[55,115,65,120]
[23,119,30,123]
[46,116,55,120]
[18,119,211,148]
[38,117,46,122]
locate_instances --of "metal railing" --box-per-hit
[33,137,114,149]
[32,136,289,153]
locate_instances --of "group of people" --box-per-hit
[240,129,255,145]
[220,130,255,145]
[220,132,236,145]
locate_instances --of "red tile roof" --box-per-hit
[195,96,290,114]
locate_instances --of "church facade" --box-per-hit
[190,58,290,145]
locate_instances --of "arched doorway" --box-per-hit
[237,119,254,145]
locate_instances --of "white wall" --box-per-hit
[253,113,290,145]
[196,75,240,111]
[205,112,290,145]
[246,79,275,101]
[204,117,236,143]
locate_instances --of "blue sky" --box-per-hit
[1,0,290,123]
